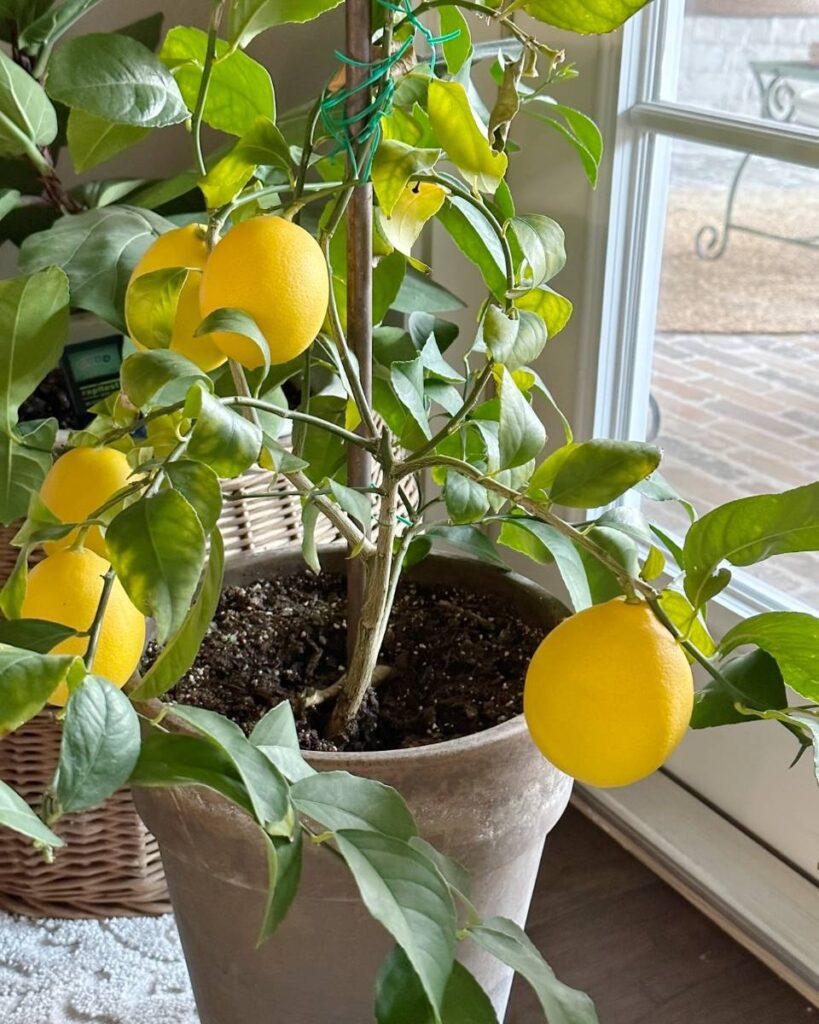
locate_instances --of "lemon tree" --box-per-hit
[0,0,817,1019]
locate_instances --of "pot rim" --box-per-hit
[148,546,566,767]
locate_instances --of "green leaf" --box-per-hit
[637,471,696,524]
[545,439,660,508]
[482,306,547,372]
[164,462,222,534]
[391,355,431,439]
[436,196,506,300]
[393,267,465,315]
[497,366,545,470]
[438,6,472,75]
[0,778,63,848]
[66,107,149,173]
[786,712,819,784]
[292,771,417,839]
[576,525,639,604]
[471,917,598,1024]
[160,26,274,137]
[372,141,441,218]
[258,828,303,944]
[718,612,819,702]
[169,703,292,835]
[0,186,20,221]
[379,181,447,257]
[328,479,372,532]
[335,829,457,1016]
[130,529,224,701]
[250,701,314,782]
[375,948,498,1024]
[683,483,819,611]
[0,48,57,157]
[498,517,590,611]
[0,644,78,737]
[0,431,54,526]
[125,265,190,351]
[428,80,507,193]
[117,11,164,49]
[229,0,344,46]
[19,205,174,332]
[518,0,649,34]
[301,499,320,574]
[121,349,209,408]
[425,524,507,569]
[509,214,566,290]
[444,470,489,525]
[46,33,185,127]
[690,650,786,730]
[200,116,291,208]
[130,731,254,816]
[19,0,102,49]
[0,618,76,653]
[196,308,270,376]
[106,489,206,644]
[54,676,140,814]
[185,386,263,477]
[515,286,572,337]
[640,544,665,582]
[523,98,602,186]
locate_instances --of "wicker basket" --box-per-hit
[0,464,343,918]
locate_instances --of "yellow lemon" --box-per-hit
[21,548,145,706]
[524,597,693,788]
[199,216,329,369]
[40,446,132,558]
[128,224,225,372]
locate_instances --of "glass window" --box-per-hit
[646,137,819,609]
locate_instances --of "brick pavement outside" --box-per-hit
[648,331,819,610]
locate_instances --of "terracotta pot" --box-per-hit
[134,547,572,1023]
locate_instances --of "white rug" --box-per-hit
[0,912,198,1024]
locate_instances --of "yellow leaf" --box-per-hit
[427,79,508,193]
[379,182,446,256]
[371,140,440,217]
[515,287,573,337]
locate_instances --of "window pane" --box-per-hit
[670,1,819,132]
[648,137,819,610]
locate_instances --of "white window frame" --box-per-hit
[593,0,819,620]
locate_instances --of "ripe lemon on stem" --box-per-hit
[21,548,145,706]
[524,597,693,788]
[199,216,329,369]
[127,224,225,372]
[40,446,132,558]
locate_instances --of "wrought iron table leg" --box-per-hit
[695,152,752,260]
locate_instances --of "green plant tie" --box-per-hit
[318,0,461,179]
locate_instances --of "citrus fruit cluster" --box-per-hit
[23,447,145,706]
[127,217,329,372]
[524,597,694,788]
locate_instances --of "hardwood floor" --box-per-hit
[507,807,815,1024]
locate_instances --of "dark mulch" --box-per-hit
[164,571,549,752]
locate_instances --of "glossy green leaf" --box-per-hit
[117,11,164,49]
[164,462,222,534]
[54,676,140,814]
[335,829,457,1016]
[196,308,270,376]
[483,306,547,372]
[200,116,291,208]
[372,141,441,218]
[160,26,274,137]
[250,702,314,782]
[428,80,507,193]
[0,618,76,653]
[444,470,489,525]
[130,529,224,701]
[185,386,263,477]
[0,779,63,848]
[497,366,545,470]
[125,265,189,351]
[498,517,591,611]
[391,355,431,439]
[523,98,603,186]
[106,489,206,643]
[292,771,417,839]
[719,612,819,702]
[229,0,344,46]
[258,828,303,944]
[393,267,465,314]
[19,205,174,332]
[19,0,102,49]
[436,196,506,300]
[438,6,472,75]
[690,650,786,730]
[0,187,19,221]
[0,48,57,157]
[375,948,498,1024]
[0,644,78,738]
[575,525,639,604]
[471,916,598,1024]
[515,286,572,337]
[425,524,507,568]
[66,107,149,173]
[46,33,187,127]
[328,479,372,531]
[169,703,292,835]
[543,439,660,508]
[130,731,254,816]
[121,349,209,408]
[637,471,696,524]
[0,426,56,526]
[509,214,566,290]
[683,483,819,610]
[518,0,649,34]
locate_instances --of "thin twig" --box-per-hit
[191,1,226,178]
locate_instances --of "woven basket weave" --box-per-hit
[0,464,344,918]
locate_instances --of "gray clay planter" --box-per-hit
[134,547,573,1024]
